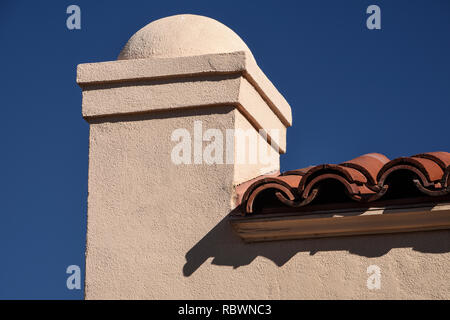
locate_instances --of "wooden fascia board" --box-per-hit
[230,203,450,242]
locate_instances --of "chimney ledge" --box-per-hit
[77,51,292,128]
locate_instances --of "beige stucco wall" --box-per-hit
[81,14,449,300]
[85,107,233,298]
[85,106,283,298]
[85,105,450,299]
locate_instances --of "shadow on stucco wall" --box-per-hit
[182,215,450,276]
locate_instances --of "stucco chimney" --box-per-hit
[77,14,291,299]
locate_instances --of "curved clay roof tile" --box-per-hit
[377,157,443,185]
[413,152,450,170]
[340,153,390,185]
[298,164,366,192]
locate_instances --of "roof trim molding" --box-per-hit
[231,202,450,242]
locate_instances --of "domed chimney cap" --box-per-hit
[118,14,255,60]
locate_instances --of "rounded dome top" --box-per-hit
[118,14,254,60]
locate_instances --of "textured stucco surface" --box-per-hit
[117,14,254,61]
[85,107,450,299]
[81,14,450,300]
[78,51,291,153]
[77,51,292,127]
[85,108,235,298]
[85,107,281,298]
[81,75,287,153]
[232,111,279,186]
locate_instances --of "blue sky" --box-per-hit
[0,0,449,299]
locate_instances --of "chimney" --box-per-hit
[77,14,291,299]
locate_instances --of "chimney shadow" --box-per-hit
[183,214,450,277]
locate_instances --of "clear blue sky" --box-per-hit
[0,0,449,299]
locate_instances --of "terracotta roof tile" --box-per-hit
[238,151,450,215]
[340,153,389,185]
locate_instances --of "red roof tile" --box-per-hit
[237,151,450,215]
